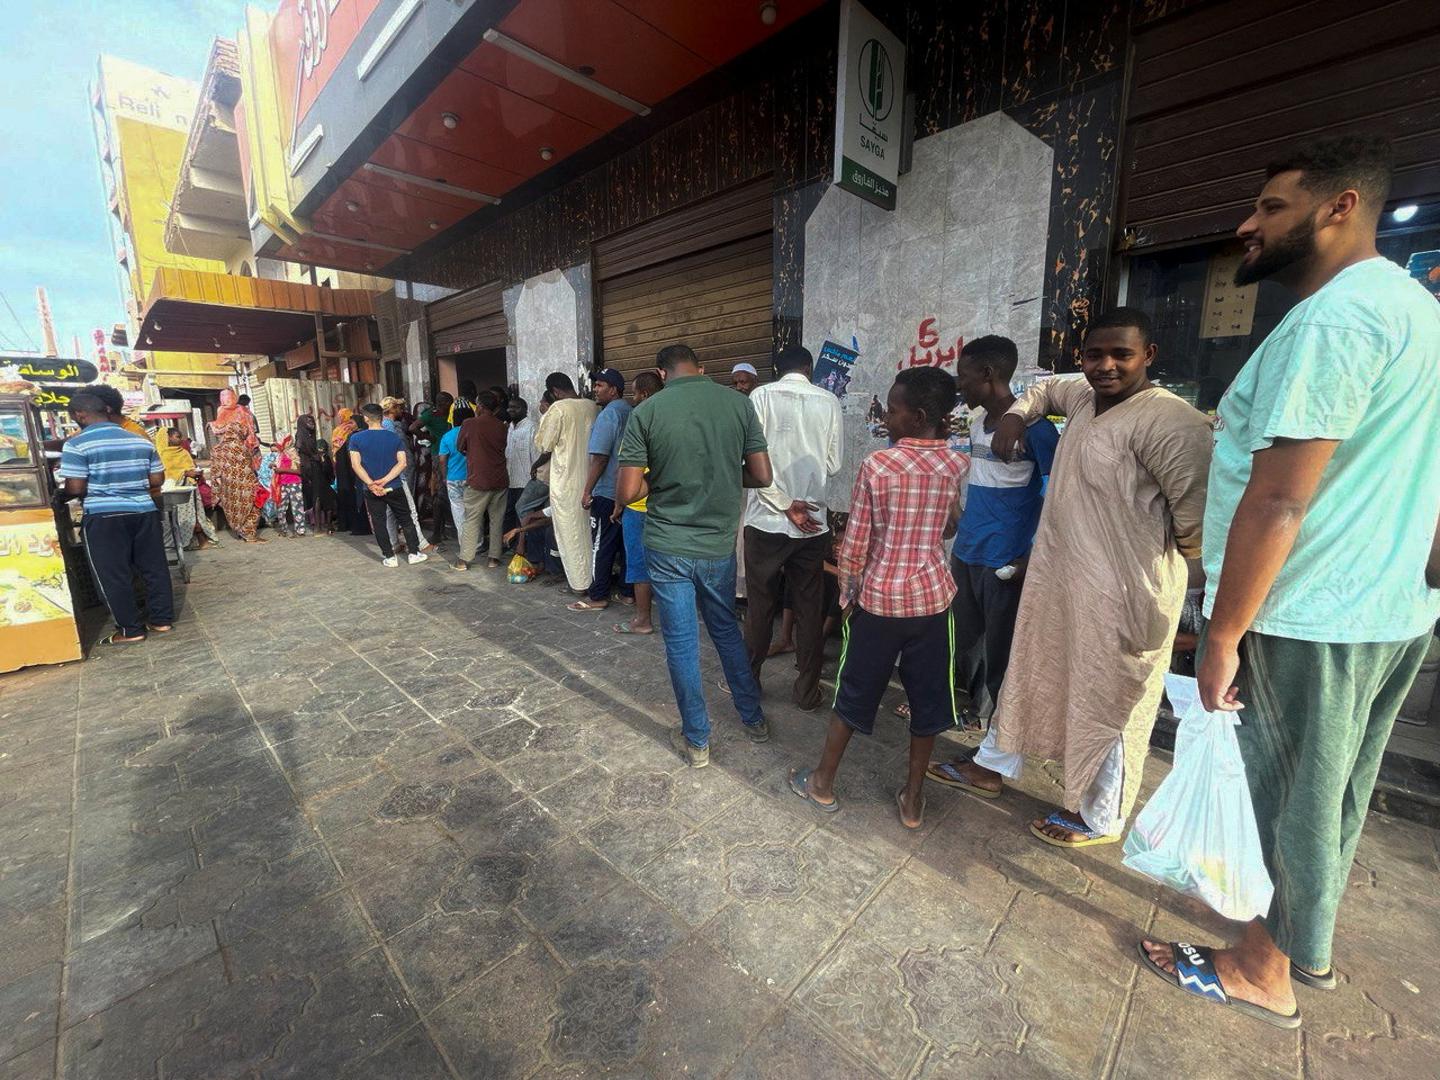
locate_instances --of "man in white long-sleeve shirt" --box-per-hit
[742,345,843,709]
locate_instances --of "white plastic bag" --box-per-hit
[1122,674,1274,921]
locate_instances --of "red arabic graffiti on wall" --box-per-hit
[899,318,964,371]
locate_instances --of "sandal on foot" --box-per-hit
[925,760,1002,799]
[788,767,839,814]
[1290,963,1337,991]
[613,621,654,635]
[146,624,174,633]
[103,632,146,644]
[1137,942,1302,1029]
[895,788,924,830]
[894,702,911,719]
[567,599,609,612]
[1029,810,1120,848]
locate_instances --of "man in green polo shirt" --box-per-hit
[617,344,775,767]
[1139,136,1440,1029]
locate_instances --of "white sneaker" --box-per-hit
[382,556,399,567]
[408,552,429,565]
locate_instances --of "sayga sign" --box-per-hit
[832,0,906,211]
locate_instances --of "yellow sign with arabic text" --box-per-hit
[0,519,73,628]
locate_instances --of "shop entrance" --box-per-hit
[596,178,774,390]
[437,348,508,400]
[427,280,507,401]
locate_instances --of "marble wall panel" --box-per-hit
[1002,0,1064,109]
[805,112,1053,508]
[951,0,1007,125]
[514,269,584,410]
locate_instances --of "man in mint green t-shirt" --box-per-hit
[1140,137,1440,1029]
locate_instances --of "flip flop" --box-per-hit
[894,702,911,719]
[567,599,609,612]
[1137,941,1302,1029]
[613,621,654,635]
[1290,963,1337,991]
[146,624,174,633]
[788,767,839,814]
[102,632,146,645]
[925,760,1002,799]
[895,788,924,830]
[1028,810,1120,848]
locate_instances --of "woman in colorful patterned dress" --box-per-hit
[210,389,265,543]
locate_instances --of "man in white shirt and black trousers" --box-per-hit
[742,345,843,710]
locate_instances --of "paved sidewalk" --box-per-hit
[2,534,1438,1079]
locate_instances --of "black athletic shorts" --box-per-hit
[832,606,956,737]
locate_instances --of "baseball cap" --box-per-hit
[732,362,759,377]
[595,368,625,392]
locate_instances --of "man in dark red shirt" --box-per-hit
[455,389,510,570]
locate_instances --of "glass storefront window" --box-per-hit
[1123,202,1440,412]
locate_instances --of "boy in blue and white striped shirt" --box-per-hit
[58,393,175,643]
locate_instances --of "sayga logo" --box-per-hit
[858,38,894,127]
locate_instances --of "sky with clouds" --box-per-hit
[0,0,268,356]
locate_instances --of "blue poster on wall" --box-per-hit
[813,338,859,399]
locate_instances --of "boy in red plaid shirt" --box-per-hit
[789,367,970,829]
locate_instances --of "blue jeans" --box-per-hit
[646,550,764,748]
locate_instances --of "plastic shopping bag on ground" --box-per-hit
[1121,674,1273,921]
[507,553,538,583]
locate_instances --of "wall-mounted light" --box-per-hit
[346,200,360,212]
[760,1,778,26]
[428,220,440,230]
[540,146,554,161]
[1393,204,1419,223]
[441,112,460,130]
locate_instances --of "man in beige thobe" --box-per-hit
[535,371,598,594]
[938,308,1212,846]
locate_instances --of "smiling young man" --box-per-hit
[1138,137,1440,1029]
[940,309,1213,847]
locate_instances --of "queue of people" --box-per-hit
[56,136,1439,1034]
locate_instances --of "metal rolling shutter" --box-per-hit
[427,281,507,356]
[596,179,774,385]
[1121,0,1440,251]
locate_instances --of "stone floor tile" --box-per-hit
[428,944,561,1079]
[342,1024,452,1079]
[546,881,689,968]
[221,888,378,980]
[63,920,219,1022]
[254,949,419,1079]
[60,956,226,1080]
[73,845,197,943]
[326,816,450,882]
[0,902,65,984]
[729,1005,884,1079]
[0,1038,54,1080]
[632,832,733,928]
[640,938,781,1078]
[0,964,58,1064]
[583,811,692,875]
[703,898,842,994]
[530,762,614,826]
[849,862,996,957]
[449,794,564,858]
[516,838,631,931]
[351,840,468,938]
[388,909,530,1010]
[794,935,931,1076]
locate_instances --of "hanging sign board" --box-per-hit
[833,0,906,211]
[0,357,100,384]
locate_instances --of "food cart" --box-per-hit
[0,392,83,672]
